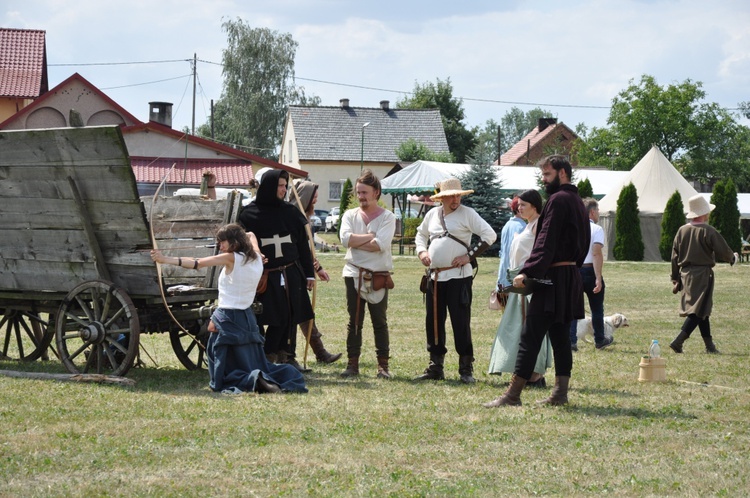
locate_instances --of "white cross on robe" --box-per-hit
[260,233,293,258]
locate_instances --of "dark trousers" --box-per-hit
[424,276,474,357]
[515,314,573,379]
[344,277,390,358]
[569,266,606,345]
[681,313,712,338]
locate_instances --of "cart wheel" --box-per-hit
[169,320,209,370]
[0,309,54,361]
[55,281,140,376]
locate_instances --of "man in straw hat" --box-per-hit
[669,194,738,354]
[414,177,496,384]
[484,155,589,407]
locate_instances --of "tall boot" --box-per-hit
[340,356,360,378]
[669,330,690,353]
[537,376,570,406]
[377,356,392,379]
[304,322,342,363]
[483,374,527,407]
[702,336,720,354]
[458,355,476,384]
[413,353,445,381]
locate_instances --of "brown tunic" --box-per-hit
[671,222,735,318]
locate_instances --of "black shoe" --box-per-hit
[526,377,547,389]
[256,376,281,394]
[571,344,578,352]
[287,358,312,373]
[595,337,614,350]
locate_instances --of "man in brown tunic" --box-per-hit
[670,195,738,354]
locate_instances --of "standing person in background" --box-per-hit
[339,169,396,379]
[238,169,315,372]
[498,195,526,289]
[151,224,307,394]
[289,179,343,364]
[569,198,612,351]
[484,155,589,408]
[669,195,738,354]
[487,189,551,386]
[414,178,497,384]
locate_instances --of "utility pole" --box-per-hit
[191,53,197,135]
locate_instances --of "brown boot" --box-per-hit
[413,354,445,381]
[458,355,476,384]
[483,374,527,407]
[303,322,343,363]
[340,356,360,377]
[537,376,570,406]
[377,356,392,379]
[702,336,720,354]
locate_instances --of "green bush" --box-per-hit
[613,182,644,261]
[659,190,684,261]
[711,178,743,252]
[403,217,422,238]
[577,177,593,199]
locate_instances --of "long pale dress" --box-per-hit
[487,219,553,375]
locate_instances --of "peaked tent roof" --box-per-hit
[288,105,449,163]
[381,160,469,194]
[598,145,699,214]
[0,28,48,98]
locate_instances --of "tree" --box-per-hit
[198,19,319,159]
[613,183,644,261]
[711,178,742,252]
[572,75,750,189]
[497,107,556,156]
[336,178,353,236]
[660,191,684,261]
[395,138,454,163]
[577,178,593,199]
[458,163,505,255]
[397,78,476,163]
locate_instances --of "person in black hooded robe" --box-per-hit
[238,169,315,371]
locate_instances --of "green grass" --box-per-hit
[2,255,749,497]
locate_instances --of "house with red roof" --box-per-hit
[0,72,306,195]
[0,28,48,123]
[499,118,580,166]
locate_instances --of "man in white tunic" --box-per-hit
[414,178,497,383]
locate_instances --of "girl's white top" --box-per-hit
[218,252,263,309]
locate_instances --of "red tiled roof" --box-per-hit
[500,124,557,166]
[0,28,47,98]
[131,157,254,186]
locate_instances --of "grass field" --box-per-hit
[1,251,749,497]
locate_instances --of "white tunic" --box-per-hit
[218,253,263,310]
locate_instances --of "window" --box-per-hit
[329,181,343,201]
[287,140,293,163]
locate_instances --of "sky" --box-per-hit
[3,0,749,138]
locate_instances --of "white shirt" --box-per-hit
[218,253,263,309]
[509,218,539,269]
[583,220,605,265]
[340,207,396,277]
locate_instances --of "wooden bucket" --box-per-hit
[639,357,666,382]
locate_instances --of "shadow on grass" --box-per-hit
[563,402,698,420]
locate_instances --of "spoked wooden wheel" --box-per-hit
[0,309,54,361]
[55,280,140,376]
[169,316,210,370]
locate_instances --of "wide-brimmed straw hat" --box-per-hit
[430,178,474,200]
[686,194,715,219]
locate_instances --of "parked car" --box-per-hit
[325,207,340,232]
[310,214,323,232]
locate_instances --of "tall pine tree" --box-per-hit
[711,179,742,252]
[577,178,593,199]
[659,190,684,261]
[613,183,644,261]
[459,163,505,255]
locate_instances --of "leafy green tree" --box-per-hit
[613,183,644,261]
[577,178,593,199]
[336,178,353,235]
[397,78,476,163]
[458,162,505,255]
[660,190,684,261]
[711,179,742,252]
[395,138,454,163]
[197,19,319,159]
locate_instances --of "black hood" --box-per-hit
[255,169,288,207]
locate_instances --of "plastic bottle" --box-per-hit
[649,340,661,358]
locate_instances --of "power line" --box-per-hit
[49,59,190,66]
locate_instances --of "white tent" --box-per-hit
[699,193,750,220]
[381,160,469,194]
[598,145,699,261]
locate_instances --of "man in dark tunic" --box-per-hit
[484,155,589,407]
[669,194,738,354]
[238,169,315,371]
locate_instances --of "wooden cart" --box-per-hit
[0,126,244,376]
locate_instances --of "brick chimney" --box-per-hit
[538,117,557,132]
[380,100,390,111]
[149,102,173,128]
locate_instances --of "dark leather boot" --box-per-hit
[483,374,527,407]
[265,352,278,364]
[413,354,445,381]
[303,322,342,363]
[458,355,476,384]
[703,336,720,354]
[670,330,690,353]
[537,376,570,406]
[377,356,392,379]
[340,356,360,377]
[256,376,281,394]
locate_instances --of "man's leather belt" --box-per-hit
[267,262,296,272]
[581,263,594,268]
[550,261,576,268]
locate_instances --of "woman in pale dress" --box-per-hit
[487,189,551,387]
